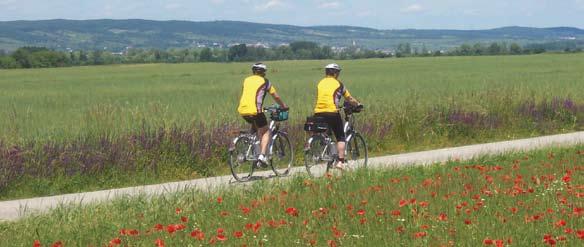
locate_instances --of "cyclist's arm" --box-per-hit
[268,85,288,109]
[343,88,361,106]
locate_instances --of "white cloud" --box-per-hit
[357,10,374,17]
[400,3,423,13]
[256,0,285,11]
[463,9,479,16]
[0,0,17,5]
[319,1,340,9]
[165,3,181,10]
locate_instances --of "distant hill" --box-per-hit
[1,19,583,51]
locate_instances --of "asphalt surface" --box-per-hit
[1,131,583,222]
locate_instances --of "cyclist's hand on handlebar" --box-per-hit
[281,105,290,111]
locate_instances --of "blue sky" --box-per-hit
[1,0,583,29]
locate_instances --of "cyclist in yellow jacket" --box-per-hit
[313,63,361,170]
[238,63,288,166]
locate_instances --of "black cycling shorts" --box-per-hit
[314,112,345,142]
[243,113,268,130]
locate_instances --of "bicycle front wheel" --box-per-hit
[270,132,293,176]
[346,133,368,170]
[304,135,329,177]
[229,135,255,182]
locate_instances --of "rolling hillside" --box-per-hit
[0,19,583,51]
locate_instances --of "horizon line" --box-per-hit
[1,18,583,32]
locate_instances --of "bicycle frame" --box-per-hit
[229,114,284,161]
[305,107,360,161]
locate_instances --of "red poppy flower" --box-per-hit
[543,234,556,245]
[331,226,344,238]
[154,224,164,231]
[419,201,429,207]
[495,239,504,247]
[253,221,262,233]
[399,199,408,207]
[215,233,226,241]
[155,239,165,247]
[303,219,309,225]
[109,238,121,246]
[357,209,366,215]
[509,207,518,214]
[438,213,448,221]
[562,174,571,183]
[268,220,278,228]
[554,220,566,228]
[217,196,223,204]
[483,238,493,245]
[327,240,338,247]
[414,232,427,238]
[181,216,188,223]
[359,218,367,224]
[286,207,299,217]
[391,210,401,216]
[175,208,182,214]
[309,239,317,246]
[190,229,205,240]
[128,229,139,236]
[576,229,584,239]
[464,219,472,225]
[240,206,251,215]
[167,225,177,234]
[234,231,243,238]
[33,240,41,247]
[51,241,63,247]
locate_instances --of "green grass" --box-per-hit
[1,54,583,142]
[1,54,584,200]
[1,146,582,246]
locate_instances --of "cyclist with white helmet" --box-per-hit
[238,63,289,167]
[313,63,362,170]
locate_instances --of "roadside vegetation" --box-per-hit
[1,54,583,200]
[1,146,583,246]
[1,41,581,69]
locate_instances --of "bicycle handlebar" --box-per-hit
[341,103,364,113]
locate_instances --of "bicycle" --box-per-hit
[303,103,368,177]
[228,105,293,182]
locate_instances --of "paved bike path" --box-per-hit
[1,131,583,222]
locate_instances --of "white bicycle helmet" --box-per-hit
[252,63,267,72]
[325,63,341,71]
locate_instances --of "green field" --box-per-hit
[1,146,583,246]
[1,54,584,199]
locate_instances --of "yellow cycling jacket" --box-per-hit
[314,76,352,113]
[238,75,277,116]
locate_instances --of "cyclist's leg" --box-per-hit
[328,113,346,168]
[249,113,269,155]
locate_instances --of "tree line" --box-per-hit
[0,41,581,69]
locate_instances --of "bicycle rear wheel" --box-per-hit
[270,132,293,176]
[229,135,255,182]
[346,133,368,170]
[304,135,329,177]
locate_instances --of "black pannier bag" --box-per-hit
[304,116,328,132]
